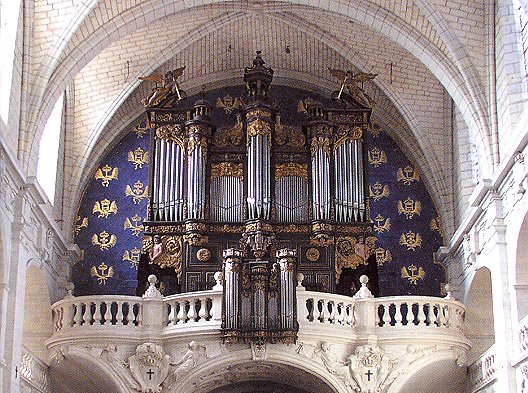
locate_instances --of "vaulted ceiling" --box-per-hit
[23,0,493,235]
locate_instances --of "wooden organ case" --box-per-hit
[138,52,377,343]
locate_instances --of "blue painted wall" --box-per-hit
[73,85,445,296]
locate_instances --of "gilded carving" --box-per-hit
[397,197,422,219]
[397,165,420,185]
[92,230,117,250]
[275,116,305,147]
[275,163,308,180]
[139,66,186,106]
[216,95,242,114]
[128,147,149,170]
[368,147,387,168]
[246,109,271,119]
[334,125,362,150]
[335,236,376,283]
[310,136,331,156]
[210,162,243,180]
[275,224,309,234]
[183,233,208,246]
[399,231,422,251]
[328,68,377,107]
[94,164,118,187]
[196,248,211,262]
[246,118,271,142]
[306,247,320,262]
[213,120,243,147]
[132,123,149,139]
[155,124,185,148]
[401,264,426,284]
[187,135,207,158]
[90,262,114,284]
[149,235,183,272]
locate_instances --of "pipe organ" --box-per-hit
[139,52,377,344]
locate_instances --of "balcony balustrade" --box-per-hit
[467,344,497,393]
[47,282,468,350]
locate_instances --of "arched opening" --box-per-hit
[22,265,53,362]
[48,351,126,393]
[177,357,340,393]
[465,267,495,362]
[515,211,528,320]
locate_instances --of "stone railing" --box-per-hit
[519,314,528,358]
[297,291,466,340]
[467,344,497,392]
[20,347,51,393]
[49,284,467,349]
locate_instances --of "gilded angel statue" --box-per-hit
[139,66,186,107]
[328,68,377,107]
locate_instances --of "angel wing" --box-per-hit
[328,68,351,80]
[138,74,164,83]
[125,185,134,197]
[124,218,133,230]
[90,266,98,277]
[418,267,426,279]
[111,167,118,178]
[401,266,410,279]
[107,266,115,278]
[94,168,103,179]
[91,234,99,245]
[171,66,186,79]
[397,200,405,215]
[93,201,102,215]
[110,201,118,214]
[351,72,378,83]
[80,217,88,227]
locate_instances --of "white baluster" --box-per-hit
[393,302,403,326]
[188,299,198,322]
[415,302,426,326]
[115,301,124,325]
[73,302,83,326]
[93,301,102,325]
[306,298,314,322]
[168,302,176,325]
[199,298,209,321]
[103,302,111,325]
[328,301,336,324]
[337,303,345,325]
[177,301,188,323]
[135,303,142,326]
[320,299,328,323]
[347,304,355,326]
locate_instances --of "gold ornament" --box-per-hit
[197,248,211,262]
[125,181,149,204]
[124,214,144,236]
[91,231,117,251]
[399,231,422,251]
[369,182,390,201]
[90,262,114,285]
[368,147,388,168]
[306,248,320,262]
[94,164,118,187]
[92,199,118,218]
[397,165,420,185]
[128,147,149,170]
[401,264,426,285]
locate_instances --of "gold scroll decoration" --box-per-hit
[94,164,118,187]
[334,125,362,151]
[335,236,376,283]
[146,235,183,273]
[397,165,420,185]
[368,147,387,168]
[213,120,243,147]
[246,118,271,143]
[128,148,149,170]
[93,199,118,218]
[210,162,243,180]
[310,136,331,157]
[156,124,185,148]
[397,197,422,219]
[187,135,207,158]
[275,116,305,147]
[275,163,308,180]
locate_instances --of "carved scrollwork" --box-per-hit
[213,120,243,147]
[275,163,308,180]
[210,162,243,180]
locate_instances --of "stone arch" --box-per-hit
[24,0,493,177]
[512,204,528,321]
[386,349,467,393]
[174,348,344,393]
[22,265,53,361]
[48,348,128,393]
[465,266,495,363]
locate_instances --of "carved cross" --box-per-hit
[147,369,155,380]
[365,369,373,381]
